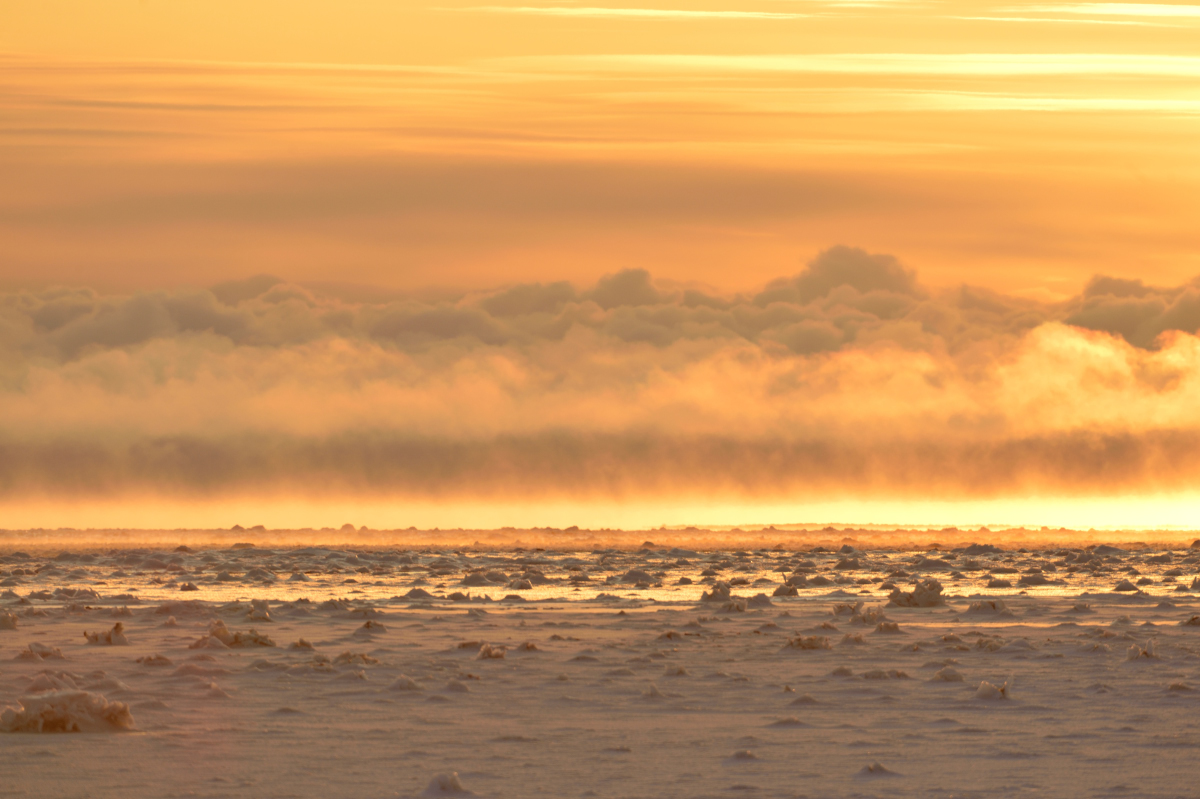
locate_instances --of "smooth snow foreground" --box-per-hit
[3,543,1200,797]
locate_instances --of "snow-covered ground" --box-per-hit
[4,539,1200,798]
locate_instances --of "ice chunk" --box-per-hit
[975,679,1011,699]
[84,623,129,646]
[421,772,473,796]
[477,643,506,659]
[1127,639,1158,660]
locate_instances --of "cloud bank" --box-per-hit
[5,246,1200,503]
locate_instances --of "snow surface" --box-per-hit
[3,540,1200,796]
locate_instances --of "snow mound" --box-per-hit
[136,654,172,666]
[421,772,473,796]
[84,623,129,646]
[933,667,964,682]
[966,600,1011,616]
[16,643,65,661]
[353,620,387,637]
[389,675,422,691]
[888,579,944,607]
[784,636,831,650]
[857,762,900,778]
[962,543,1003,555]
[26,671,81,692]
[700,581,731,602]
[0,612,17,630]
[1,690,134,733]
[155,601,211,618]
[769,716,806,727]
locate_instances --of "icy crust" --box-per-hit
[4,542,1200,795]
[1,690,134,733]
[3,540,1200,606]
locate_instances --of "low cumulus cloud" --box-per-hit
[4,245,1200,502]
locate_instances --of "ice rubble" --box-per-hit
[84,622,129,645]
[700,581,732,602]
[1,690,134,733]
[189,620,275,649]
[887,578,945,607]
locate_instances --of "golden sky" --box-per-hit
[3,0,1200,527]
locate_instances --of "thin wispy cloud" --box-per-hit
[508,52,1200,77]
[1028,2,1200,16]
[948,14,1160,25]
[459,5,809,19]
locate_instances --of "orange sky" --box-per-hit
[3,0,1200,527]
[4,0,1200,295]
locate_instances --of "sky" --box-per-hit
[3,0,1200,529]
